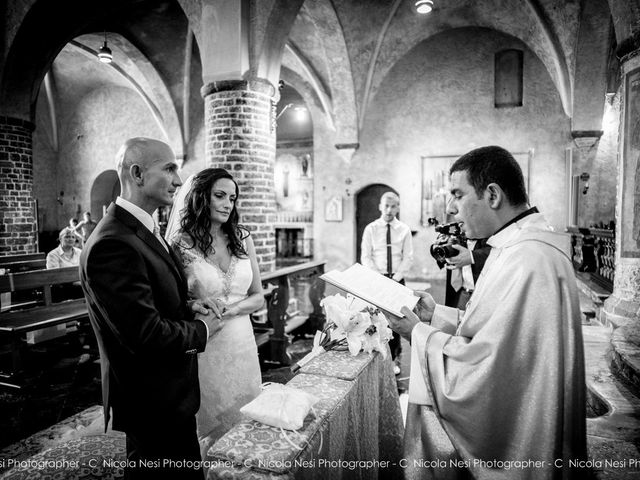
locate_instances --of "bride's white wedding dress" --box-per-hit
[173,236,262,452]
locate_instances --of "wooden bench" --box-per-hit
[257,260,326,366]
[0,266,87,389]
[0,253,46,273]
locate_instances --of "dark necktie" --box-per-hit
[386,223,393,276]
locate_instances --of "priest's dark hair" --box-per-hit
[450,145,528,206]
[180,167,248,258]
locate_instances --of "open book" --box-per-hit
[320,263,419,317]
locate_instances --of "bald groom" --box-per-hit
[80,138,220,479]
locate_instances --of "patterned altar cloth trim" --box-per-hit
[207,374,352,474]
[299,349,375,381]
[0,405,106,468]
[0,435,125,480]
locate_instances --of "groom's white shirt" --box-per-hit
[116,196,155,233]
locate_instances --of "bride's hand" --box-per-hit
[221,304,239,319]
[202,296,225,319]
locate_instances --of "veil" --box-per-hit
[164,173,195,244]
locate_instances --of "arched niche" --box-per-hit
[91,170,121,220]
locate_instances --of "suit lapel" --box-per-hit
[109,204,187,287]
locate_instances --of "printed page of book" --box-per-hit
[321,263,419,316]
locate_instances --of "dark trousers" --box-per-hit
[384,275,404,361]
[124,415,202,480]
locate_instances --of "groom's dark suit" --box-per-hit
[80,203,207,477]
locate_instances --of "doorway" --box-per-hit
[91,170,121,220]
[355,184,398,263]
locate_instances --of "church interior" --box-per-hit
[1,0,640,478]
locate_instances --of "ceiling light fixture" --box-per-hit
[415,0,434,14]
[98,31,113,64]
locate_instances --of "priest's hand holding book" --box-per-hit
[386,291,436,341]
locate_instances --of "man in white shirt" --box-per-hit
[46,227,82,269]
[361,191,414,371]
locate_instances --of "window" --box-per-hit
[495,49,523,108]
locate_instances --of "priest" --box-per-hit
[389,145,586,479]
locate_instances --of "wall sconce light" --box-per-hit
[276,103,293,120]
[580,172,590,195]
[98,31,113,64]
[415,0,434,14]
[276,103,308,121]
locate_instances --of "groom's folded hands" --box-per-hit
[190,299,224,338]
[195,309,224,338]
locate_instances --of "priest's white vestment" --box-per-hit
[406,213,586,480]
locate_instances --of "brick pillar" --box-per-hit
[202,79,277,272]
[0,116,36,255]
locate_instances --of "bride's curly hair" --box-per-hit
[179,168,248,258]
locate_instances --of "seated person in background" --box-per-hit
[443,239,489,310]
[46,227,83,300]
[74,211,98,242]
[46,227,82,269]
[68,218,84,248]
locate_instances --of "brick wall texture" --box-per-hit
[0,116,36,255]
[204,89,276,272]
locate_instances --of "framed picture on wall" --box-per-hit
[621,66,640,258]
[421,150,531,226]
[325,195,343,222]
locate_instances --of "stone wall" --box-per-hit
[33,86,168,230]
[573,94,619,228]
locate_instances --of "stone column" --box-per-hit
[0,116,36,255]
[201,79,276,272]
[602,51,640,328]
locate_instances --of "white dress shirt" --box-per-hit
[361,217,414,280]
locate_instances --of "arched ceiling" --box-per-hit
[47,33,184,156]
[0,0,194,127]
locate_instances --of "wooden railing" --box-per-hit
[0,253,46,273]
[592,228,615,291]
[257,260,326,366]
[567,227,614,292]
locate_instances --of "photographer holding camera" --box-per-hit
[443,239,489,310]
[429,220,490,309]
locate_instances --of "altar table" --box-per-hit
[206,349,404,479]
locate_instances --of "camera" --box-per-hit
[428,218,466,268]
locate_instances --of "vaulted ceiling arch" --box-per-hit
[362,0,576,119]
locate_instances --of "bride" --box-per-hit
[165,168,264,454]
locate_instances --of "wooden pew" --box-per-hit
[0,267,87,389]
[0,253,46,273]
[257,260,326,366]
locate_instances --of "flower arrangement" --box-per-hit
[291,294,394,373]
